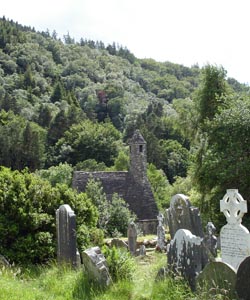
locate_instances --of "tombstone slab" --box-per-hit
[220,189,250,270]
[166,194,204,238]
[127,221,137,255]
[156,213,166,251]
[236,256,250,300]
[82,246,112,287]
[167,229,208,290]
[56,204,77,267]
[196,261,237,299]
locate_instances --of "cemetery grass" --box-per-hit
[0,253,232,300]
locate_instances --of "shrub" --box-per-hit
[0,167,98,265]
[102,245,135,282]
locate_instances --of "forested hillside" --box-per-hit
[1,16,250,228]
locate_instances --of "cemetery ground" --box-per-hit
[0,245,232,300]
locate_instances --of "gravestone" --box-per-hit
[56,204,77,267]
[166,194,204,239]
[82,246,111,287]
[111,238,128,249]
[203,221,217,258]
[220,189,250,270]
[236,256,250,300]
[156,213,166,251]
[127,221,137,255]
[196,261,237,299]
[167,229,208,290]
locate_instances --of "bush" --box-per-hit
[102,245,135,282]
[0,167,98,265]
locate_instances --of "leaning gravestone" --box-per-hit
[56,204,77,268]
[196,261,237,299]
[127,221,137,256]
[167,229,208,290]
[166,194,204,239]
[82,246,112,287]
[220,189,250,270]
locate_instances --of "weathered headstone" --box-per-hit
[220,189,250,270]
[236,256,250,300]
[166,194,204,239]
[82,246,112,287]
[156,213,166,251]
[139,244,146,256]
[111,238,128,249]
[167,229,208,290]
[56,204,77,267]
[196,261,237,299]
[203,221,217,258]
[127,221,137,255]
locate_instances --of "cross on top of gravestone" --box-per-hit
[220,189,247,225]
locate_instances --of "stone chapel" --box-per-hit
[72,130,158,220]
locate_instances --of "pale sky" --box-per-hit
[2,0,250,84]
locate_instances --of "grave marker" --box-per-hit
[56,204,77,267]
[220,189,250,270]
[166,194,204,239]
[167,229,208,290]
[127,221,137,255]
[156,213,165,251]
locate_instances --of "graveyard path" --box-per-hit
[130,252,166,299]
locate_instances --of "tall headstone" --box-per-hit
[156,213,165,251]
[127,221,137,255]
[167,229,207,290]
[56,204,77,267]
[220,189,250,270]
[166,194,204,239]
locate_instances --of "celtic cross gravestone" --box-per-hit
[220,189,250,270]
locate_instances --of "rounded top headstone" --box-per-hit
[236,256,250,300]
[196,261,237,299]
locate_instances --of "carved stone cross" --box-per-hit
[220,189,247,225]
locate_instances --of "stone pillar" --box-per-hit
[127,221,137,255]
[56,204,77,267]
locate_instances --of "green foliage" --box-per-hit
[0,167,97,264]
[194,64,231,127]
[56,119,121,167]
[112,150,129,171]
[36,162,73,187]
[106,193,136,237]
[0,110,46,171]
[102,245,135,282]
[85,178,135,236]
[147,163,171,209]
[74,159,107,171]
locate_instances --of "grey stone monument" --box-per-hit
[220,189,250,270]
[56,204,77,267]
[166,194,204,239]
[236,256,250,300]
[203,221,217,258]
[127,221,137,256]
[196,261,237,299]
[82,246,112,287]
[167,229,208,290]
[156,213,165,251]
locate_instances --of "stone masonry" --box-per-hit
[72,130,158,220]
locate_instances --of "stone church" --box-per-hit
[72,130,158,220]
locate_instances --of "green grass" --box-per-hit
[0,253,231,300]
